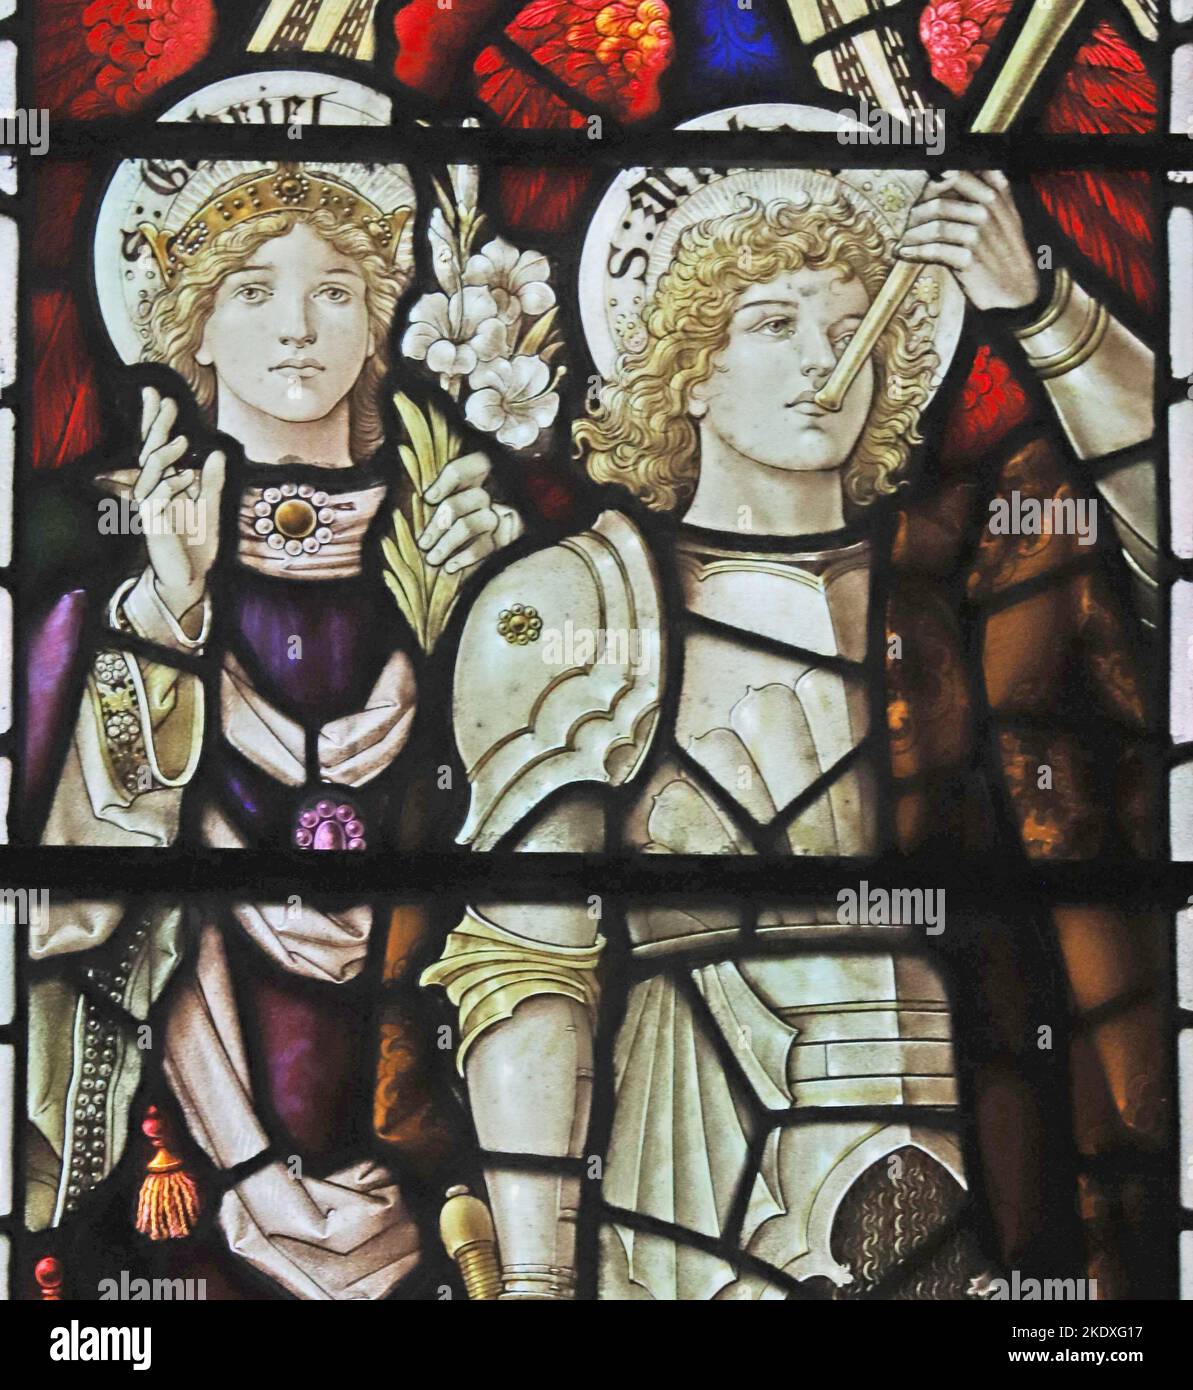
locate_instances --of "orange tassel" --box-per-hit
[135,1105,199,1240]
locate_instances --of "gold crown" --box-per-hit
[138,164,413,284]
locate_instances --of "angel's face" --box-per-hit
[196,221,373,427]
[690,265,873,475]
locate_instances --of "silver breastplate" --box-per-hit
[622,532,878,872]
[606,536,964,1298]
[616,532,952,1098]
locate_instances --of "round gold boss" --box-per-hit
[497,604,542,645]
[274,499,318,539]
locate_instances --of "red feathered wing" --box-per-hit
[393,1,673,234]
[919,5,1157,310]
[35,0,215,118]
[30,5,213,468]
[1032,21,1157,311]
[919,0,1012,99]
[474,2,673,235]
[32,291,102,472]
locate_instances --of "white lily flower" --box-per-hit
[465,355,560,450]
[463,237,556,326]
[402,288,510,380]
[448,120,481,212]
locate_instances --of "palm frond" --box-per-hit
[382,392,467,653]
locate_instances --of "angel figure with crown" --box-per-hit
[23,158,533,1300]
[426,106,1164,1299]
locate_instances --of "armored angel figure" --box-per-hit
[425,106,1163,1299]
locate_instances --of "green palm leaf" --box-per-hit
[383,392,467,653]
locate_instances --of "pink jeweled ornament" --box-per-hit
[293,799,366,850]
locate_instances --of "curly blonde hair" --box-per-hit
[144,207,405,460]
[574,195,940,511]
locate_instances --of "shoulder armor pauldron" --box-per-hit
[453,510,665,849]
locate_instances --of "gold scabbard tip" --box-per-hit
[440,1186,497,1258]
[441,1187,502,1300]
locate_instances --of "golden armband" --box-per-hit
[1013,268,1153,459]
[85,576,208,798]
[89,650,151,797]
[87,647,204,796]
[420,909,603,1075]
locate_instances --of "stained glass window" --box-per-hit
[0,0,1188,1344]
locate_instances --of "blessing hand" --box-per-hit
[136,385,225,623]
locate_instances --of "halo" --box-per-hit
[578,103,965,385]
[93,71,415,364]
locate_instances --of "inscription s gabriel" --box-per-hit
[181,91,335,127]
[120,92,337,260]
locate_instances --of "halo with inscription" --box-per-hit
[578,103,965,384]
[93,70,414,364]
